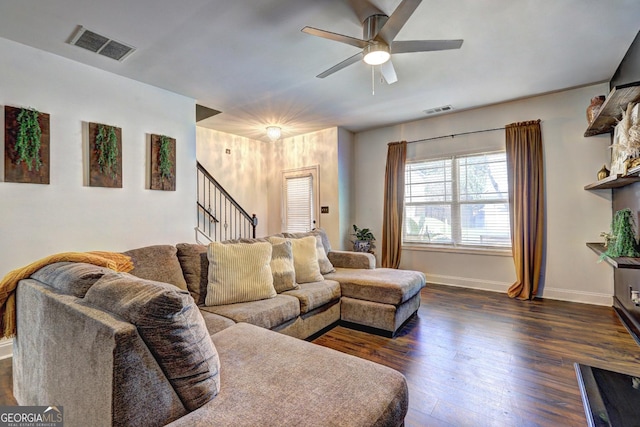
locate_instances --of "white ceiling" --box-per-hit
[0,0,638,142]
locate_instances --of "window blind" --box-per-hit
[285,175,313,233]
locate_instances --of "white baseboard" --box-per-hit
[0,338,12,360]
[426,274,509,293]
[426,274,612,306]
[540,287,612,306]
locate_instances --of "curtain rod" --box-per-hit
[407,126,505,144]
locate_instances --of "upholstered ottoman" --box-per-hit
[324,267,426,336]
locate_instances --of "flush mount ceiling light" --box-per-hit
[363,43,390,65]
[266,126,282,142]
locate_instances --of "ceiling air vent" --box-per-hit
[68,26,135,61]
[423,105,453,115]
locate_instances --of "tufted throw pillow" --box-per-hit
[270,241,298,293]
[84,272,220,411]
[30,262,112,298]
[123,245,188,291]
[206,241,276,306]
[270,236,323,284]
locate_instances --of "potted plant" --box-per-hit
[351,224,375,253]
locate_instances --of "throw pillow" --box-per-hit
[313,235,335,274]
[270,241,298,293]
[270,236,323,284]
[123,245,188,291]
[283,228,332,255]
[206,241,276,306]
[176,243,208,305]
[279,234,335,275]
[84,272,220,411]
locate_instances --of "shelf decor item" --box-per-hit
[4,106,50,184]
[150,134,176,191]
[89,122,122,188]
[600,208,640,260]
[586,95,605,124]
[597,164,610,181]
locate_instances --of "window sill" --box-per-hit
[402,243,512,257]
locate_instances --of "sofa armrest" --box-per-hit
[327,250,376,270]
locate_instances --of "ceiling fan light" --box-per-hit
[266,126,282,142]
[363,44,390,65]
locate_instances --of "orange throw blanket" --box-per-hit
[0,251,133,339]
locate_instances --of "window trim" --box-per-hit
[403,150,511,253]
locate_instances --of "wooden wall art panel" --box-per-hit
[88,122,122,188]
[4,106,50,184]
[150,134,176,191]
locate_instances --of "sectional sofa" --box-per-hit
[12,231,425,426]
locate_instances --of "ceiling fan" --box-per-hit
[301,0,463,84]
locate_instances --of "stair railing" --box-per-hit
[196,161,257,243]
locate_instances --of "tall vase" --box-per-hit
[587,96,606,124]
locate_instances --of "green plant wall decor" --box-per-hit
[95,124,119,179]
[150,134,176,191]
[4,105,50,184]
[158,135,173,180]
[15,107,42,171]
[602,208,640,259]
[88,122,122,188]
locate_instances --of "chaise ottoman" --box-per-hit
[324,267,426,336]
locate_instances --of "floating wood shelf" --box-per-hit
[584,82,640,137]
[584,174,640,190]
[586,242,640,269]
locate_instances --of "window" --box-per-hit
[282,166,319,233]
[404,151,511,249]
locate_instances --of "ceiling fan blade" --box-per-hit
[301,26,369,49]
[316,52,363,78]
[376,0,422,44]
[380,60,398,84]
[391,39,463,54]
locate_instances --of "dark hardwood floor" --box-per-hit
[313,284,640,427]
[0,284,638,426]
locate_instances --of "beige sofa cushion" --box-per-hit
[168,323,408,427]
[201,294,300,330]
[325,267,426,305]
[283,279,341,314]
[84,272,220,411]
[206,241,276,306]
[124,245,188,290]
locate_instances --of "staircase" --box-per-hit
[196,161,257,243]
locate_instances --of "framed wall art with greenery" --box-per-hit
[149,134,176,191]
[88,122,122,188]
[4,105,50,184]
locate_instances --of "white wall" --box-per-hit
[354,83,614,305]
[0,37,197,279]
[195,128,269,237]
[338,128,355,250]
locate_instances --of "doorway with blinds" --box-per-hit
[282,166,319,233]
